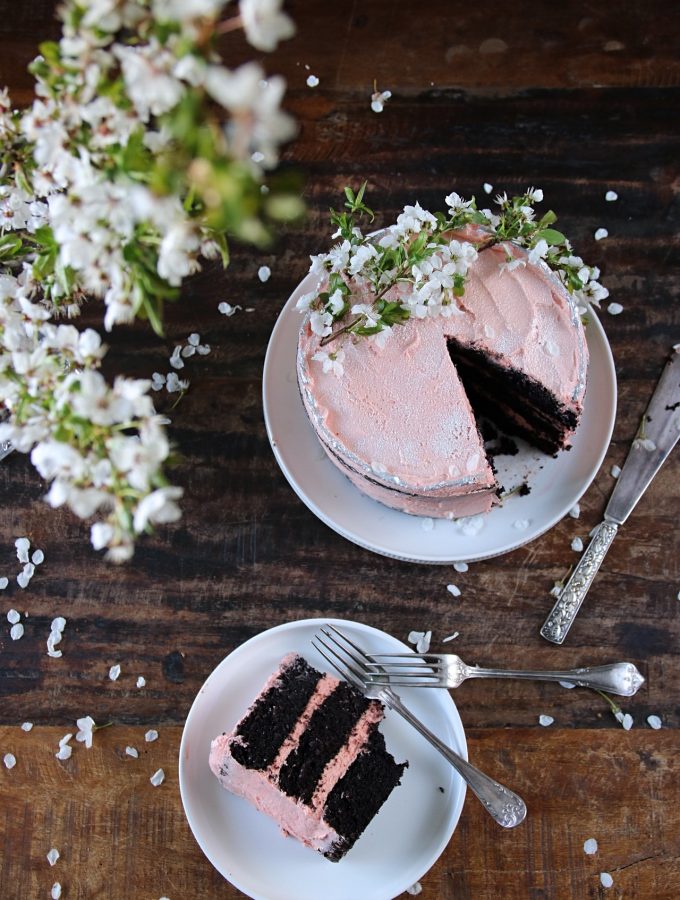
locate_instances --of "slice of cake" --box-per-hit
[209,653,407,862]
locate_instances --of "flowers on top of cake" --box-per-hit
[297,185,609,374]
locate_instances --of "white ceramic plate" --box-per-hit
[179,618,467,900]
[262,274,617,563]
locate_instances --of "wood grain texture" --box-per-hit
[0,1,679,898]
[0,727,678,900]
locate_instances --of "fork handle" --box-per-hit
[382,690,526,829]
[463,661,645,697]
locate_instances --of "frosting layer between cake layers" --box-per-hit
[297,243,588,518]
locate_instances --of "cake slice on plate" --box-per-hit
[210,653,407,861]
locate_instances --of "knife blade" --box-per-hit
[541,346,680,644]
[605,347,680,524]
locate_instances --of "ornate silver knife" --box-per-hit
[541,346,680,644]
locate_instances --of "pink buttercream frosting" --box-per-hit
[297,241,588,518]
[209,656,387,858]
[210,732,341,854]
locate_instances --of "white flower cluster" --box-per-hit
[0,0,297,560]
[300,186,610,376]
[407,240,478,319]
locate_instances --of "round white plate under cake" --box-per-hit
[179,618,467,900]
[262,272,617,564]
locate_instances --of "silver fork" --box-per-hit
[364,651,645,696]
[312,624,527,829]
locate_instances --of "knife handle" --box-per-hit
[540,520,619,644]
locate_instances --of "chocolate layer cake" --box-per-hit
[297,242,588,518]
[209,653,407,861]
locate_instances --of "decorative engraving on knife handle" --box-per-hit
[540,520,619,644]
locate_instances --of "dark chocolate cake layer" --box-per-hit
[447,337,578,455]
[229,655,322,770]
[323,730,409,861]
[278,680,374,804]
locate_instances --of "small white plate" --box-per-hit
[262,274,617,563]
[179,618,467,900]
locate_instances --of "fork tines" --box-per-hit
[313,625,442,687]
[311,625,376,690]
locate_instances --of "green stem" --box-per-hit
[319,315,362,347]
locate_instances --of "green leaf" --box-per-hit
[38,41,62,67]
[536,228,566,246]
[539,210,557,227]
[212,231,230,269]
[0,233,23,260]
[34,225,57,251]
[354,323,383,336]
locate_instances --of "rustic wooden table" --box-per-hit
[1,3,679,899]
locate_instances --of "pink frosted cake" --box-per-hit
[209,653,407,861]
[297,241,588,519]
